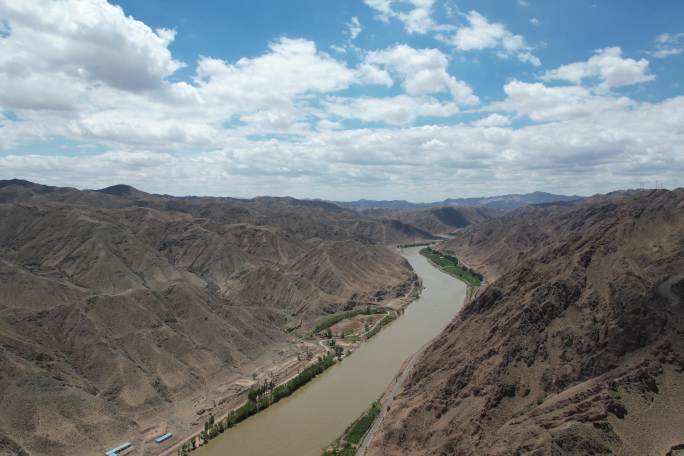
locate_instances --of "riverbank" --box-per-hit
[188,247,467,456]
[157,276,420,456]
[419,246,483,287]
[325,247,478,456]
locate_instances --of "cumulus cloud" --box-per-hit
[364,45,479,104]
[0,0,183,98]
[492,80,635,122]
[541,47,654,90]
[444,11,541,66]
[3,96,683,199]
[356,62,394,87]
[1,0,682,200]
[196,38,355,105]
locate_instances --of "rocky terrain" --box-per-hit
[367,189,684,456]
[0,179,426,456]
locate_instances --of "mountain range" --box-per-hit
[332,191,583,211]
[0,179,428,456]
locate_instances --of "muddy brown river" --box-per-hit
[195,246,467,456]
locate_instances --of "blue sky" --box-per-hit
[0,0,682,200]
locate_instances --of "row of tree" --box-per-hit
[178,354,337,455]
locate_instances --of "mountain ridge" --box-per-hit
[332,191,584,211]
[367,188,684,456]
[0,179,422,456]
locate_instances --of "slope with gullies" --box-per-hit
[368,189,684,456]
[0,180,424,456]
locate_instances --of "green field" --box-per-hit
[322,401,381,456]
[345,401,381,444]
[419,247,483,287]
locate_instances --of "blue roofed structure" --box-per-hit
[105,442,131,456]
[155,432,173,443]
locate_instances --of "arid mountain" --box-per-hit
[368,189,684,456]
[334,191,582,211]
[0,180,422,456]
[362,206,501,236]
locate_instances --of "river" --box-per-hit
[195,246,467,456]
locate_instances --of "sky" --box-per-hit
[0,0,683,201]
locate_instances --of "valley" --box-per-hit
[190,246,468,456]
[0,180,430,456]
[1,180,681,456]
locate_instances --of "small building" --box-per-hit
[105,442,131,456]
[155,432,173,443]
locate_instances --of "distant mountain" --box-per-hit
[334,191,583,211]
[361,205,502,235]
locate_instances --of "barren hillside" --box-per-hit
[368,189,684,456]
[0,180,422,456]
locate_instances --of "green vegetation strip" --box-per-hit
[177,354,336,455]
[419,247,483,287]
[322,401,382,456]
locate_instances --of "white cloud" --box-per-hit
[492,80,635,122]
[363,0,437,34]
[364,45,479,104]
[356,62,394,87]
[196,38,355,106]
[1,0,683,201]
[472,114,511,127]
[653,32,684,58]
[542,47,654,90]
[325,95,459,125]
[0,0,183,97]
[517,0,530,7]
[347,17,362,40]
[445,11,541,66]
[530,18,541,26]
[3,96,684,199]
[364,0,393,21]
